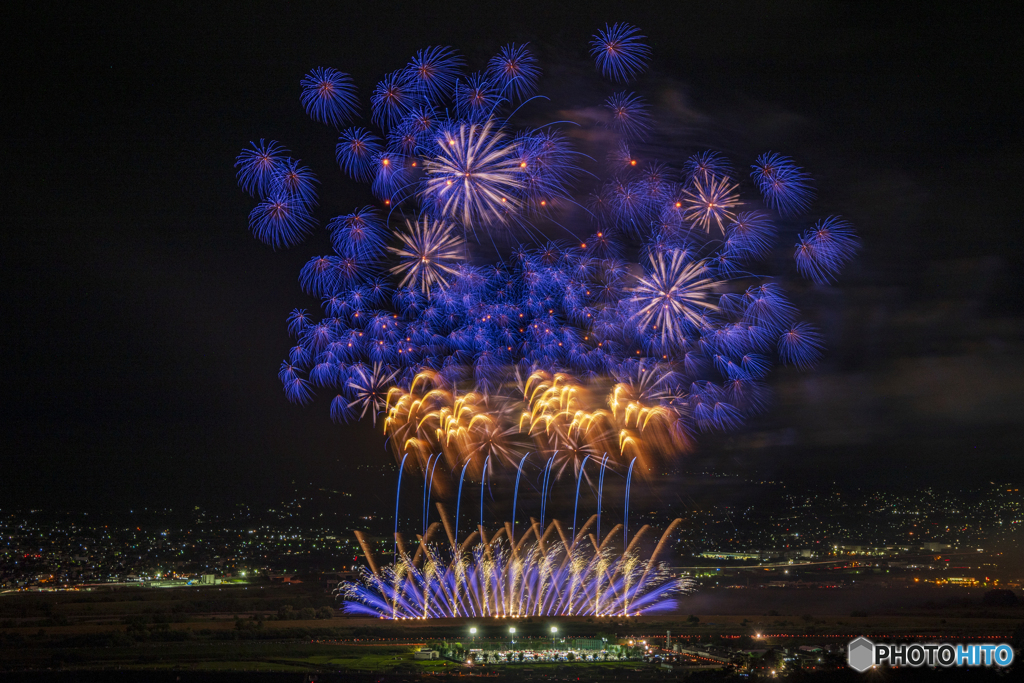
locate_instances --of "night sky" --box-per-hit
[5,2,1023,514]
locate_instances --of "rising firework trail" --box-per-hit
[572,454,592,540]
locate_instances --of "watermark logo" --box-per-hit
[847,637,874,672]
[847,638,1015,671]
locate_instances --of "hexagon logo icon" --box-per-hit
[848,637,874,672]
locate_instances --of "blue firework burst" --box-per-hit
[328,207,388,260]
[590,23,652,82]
[684,150,733,185]
[282,375,314,405]
[371,71,417,130]
[336,128,383,183]
[299,255,341,297]
[605,91,652,140]
[235,140,289,198]
[487,43,540,102]
[270,158,318,206]
[404,46,464,104]
[726,211,776,259]
[455,72,500,122]
[794,216,860,284]
[750,152,815,216]
[370,151,410,202]
[299,67,359,127]
[777,321,824,369]
[514,129,578,203]
[248,193,316,249]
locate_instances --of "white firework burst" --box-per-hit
[345,362,399,424]
[388,215,465,293]
[630,250,719,344]
[680,173,741,233]
[421,119,523,228]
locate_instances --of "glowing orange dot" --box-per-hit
[382,158,390,166]
[675,202,682,208]
[411,162,417,167]
[384,200,390,205]
[580,243,587,249]
[540,200,546,206]
[520,162,527,168]
[630,160,637,166]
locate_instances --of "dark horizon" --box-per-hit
[4,2,1023,513]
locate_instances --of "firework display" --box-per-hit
[341,509,690,619]
[235,24,860,482]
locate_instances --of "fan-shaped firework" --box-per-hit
[340,515,690,618]
[235,22,859,486]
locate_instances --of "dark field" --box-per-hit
[1,582,1022,677]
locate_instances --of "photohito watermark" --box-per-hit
[848,637,1014,672]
